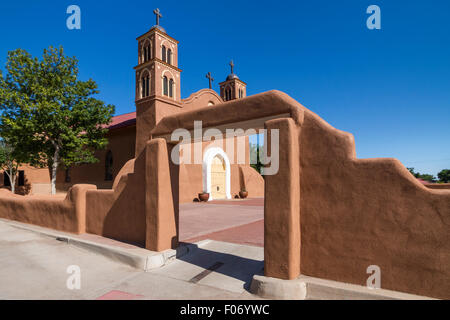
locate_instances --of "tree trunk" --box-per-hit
[51,147,59,195]
[4,163,17,194]
[6,168,16,194]
[10,169,16,194]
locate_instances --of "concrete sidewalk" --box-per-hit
[0,219,263,299]
[1,218,434,300]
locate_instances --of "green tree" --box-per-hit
[437,169,450,183]
[0,46,114,194]
[249,141,264,175]
[407,167,419,178]
[407,167,437,183]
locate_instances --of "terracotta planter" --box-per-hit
[198,193,209,202]
[239,191,248,199]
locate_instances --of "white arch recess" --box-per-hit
[202,147,231,201]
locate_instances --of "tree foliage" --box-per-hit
[407,167,437,183]
[437,169,450,183]
[0,46,114,194]
[249,142,264,175]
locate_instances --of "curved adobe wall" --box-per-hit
[0,184,96,233]
[181,89,223,111]
[85,155,147,247]
[85,139,177,250]
[298,102,450,299]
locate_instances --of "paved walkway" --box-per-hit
[179,198,264,246]
[185,220,264,247]
[0,221,263,299]
[0,198,265,299]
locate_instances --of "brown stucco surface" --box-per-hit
[0,184,96,233]
[85,151,147,247]
[181,89,223,111]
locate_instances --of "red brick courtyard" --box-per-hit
[180,197,264,247]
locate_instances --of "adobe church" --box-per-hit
[0,10,264,202]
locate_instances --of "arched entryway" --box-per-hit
[202,147,231,200]
[151,91,302,281]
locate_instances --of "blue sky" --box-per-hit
[0,0,449,176]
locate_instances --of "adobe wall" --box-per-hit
[1,165,49,195]
[178,163,264,203]
[0,184,96,233]
[181,89,223,111]
[298,104,450,299]
[425,183,450,189]
[85,139,177,250]
[85,153,147,247]
[177,138,264,203]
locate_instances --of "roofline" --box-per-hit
[219,78,247,86]
[136,27,180,44]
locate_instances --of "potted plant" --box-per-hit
[198,192,209,202]
[239,188,248,199]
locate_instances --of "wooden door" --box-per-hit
[211,155,226,199]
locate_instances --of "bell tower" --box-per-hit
[134,9,183,155]
[219,60,247,101]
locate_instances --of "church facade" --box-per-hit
[0,16,264,202]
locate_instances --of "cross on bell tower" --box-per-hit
[219,60,247,101]
[153,8,162,26]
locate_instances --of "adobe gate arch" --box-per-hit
[151,90,304,280]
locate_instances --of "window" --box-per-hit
[18,170,25,186]
[167,49,172,64]
[142,77,146,97]
[105,150,113,181]
[169,78,174,98]
[141,74,150,98]
[3,172,10,187]
[163,76,168,96]
[225,88,232,101]
[65,168,71,183]
[162,45,166,62]
[146,44,151,61]
[142,41,151,63]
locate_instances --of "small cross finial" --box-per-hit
[153,8,162,26]
[229,60,234,74]
[206,72,214,89]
